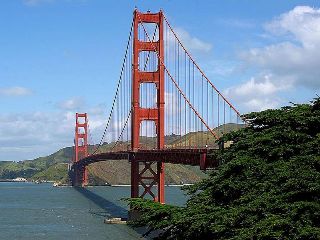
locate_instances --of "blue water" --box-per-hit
[0,182,188,240]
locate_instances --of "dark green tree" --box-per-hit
[128,97,320,240]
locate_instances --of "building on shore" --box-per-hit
[12,177,27,182]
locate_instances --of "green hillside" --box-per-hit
[0,123,243,184]
[168,123,245,148]
[0,147,73,180]
[87,160,207,185]
[32,163,69,182]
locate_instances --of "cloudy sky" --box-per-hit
[0,0,319,161]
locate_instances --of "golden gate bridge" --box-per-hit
[69,9,244,204]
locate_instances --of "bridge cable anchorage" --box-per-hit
[138,15,220,140]
[92,19,134,154]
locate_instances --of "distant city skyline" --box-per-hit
[0,0,319,160]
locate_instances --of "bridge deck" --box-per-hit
[72,149,219,170]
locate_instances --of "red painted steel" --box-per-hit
[74,113,89,186]
[69,9,244,205]
[131,10,165,203]
[72,149,219,172]
[137,14,220,140]
[163,14,242,119]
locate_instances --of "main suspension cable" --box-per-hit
[163,14,242,119]
[92,20,134,154]
[138,15,220,140]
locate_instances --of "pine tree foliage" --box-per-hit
[128,98,320,240]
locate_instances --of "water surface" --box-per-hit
[0,182,188,240]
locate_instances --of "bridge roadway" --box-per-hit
[72,149,219,171]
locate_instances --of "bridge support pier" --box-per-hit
[83,167,88,186]
[131,158,165,204]
[157,161,165,203]
[72,165,88,187]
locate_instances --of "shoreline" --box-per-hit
[1,181,194,187]
[0,179,28,182]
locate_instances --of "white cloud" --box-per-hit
[265,6,320,49]
[0,104,110,160]
[225,75,288,96]
[0,111,73,160]
[57,97,85,110]
[243,98,281,112]
[224,75,288,112]
[0,87,32,97]
[240,6,320,90]
[205,60,240,77]
[223,5,320,113]
[172,27,212,53]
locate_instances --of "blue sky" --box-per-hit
[0,0,319,161]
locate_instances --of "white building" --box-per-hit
[12,177,27,182]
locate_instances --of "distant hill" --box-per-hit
[0,147,207,185]
[168,123,245,148]
[0,123,244,184]
[0,147,73,181]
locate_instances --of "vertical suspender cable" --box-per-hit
[188,58,191,148]
[218,94,220,132]
[224,101,226,135]
[178,45,180,146]
[201,74,204,147]
[184,51,187,148]
[206,78,209,147]
[92,20,133,154]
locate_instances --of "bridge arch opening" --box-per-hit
[77,126,86,134]
[139,82,157,108]
[138,23,159,42]
[138,51,158,72]
[139,120,157,150]
[77,115,86,124]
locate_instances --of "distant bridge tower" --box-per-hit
[131,10,165,203]
[73,113,89,187]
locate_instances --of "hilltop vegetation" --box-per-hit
[0,147,73,180]
[87,160,207,185]
[0,147,206,184]
[128,98,320,239]
[32,163,70,183]
[0,124,242,184]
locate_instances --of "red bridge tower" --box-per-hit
[73,113,89,187]
[131,10,165,203]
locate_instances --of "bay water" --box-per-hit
[0,182,188,240]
